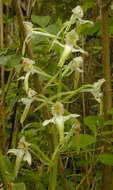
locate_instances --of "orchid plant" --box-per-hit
[6,5,106,190]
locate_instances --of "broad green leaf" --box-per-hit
[0,55,11,65]
[81,21,101,36]
[84,116,98,133]
[98,153,113,166]
[46,24,61,35]
[0,55,22,71]
[71,134,96,149]
[31,15,50,27]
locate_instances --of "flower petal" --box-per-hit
[23,151,32,165]
[7,149,19,156]
[63,114,80,122]
[43,118,55,126]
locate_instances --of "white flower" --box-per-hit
[58,30,79,67]
[72,57,83,72]
[72,6,93,26]
[58,44,73,67]
[23,21,33,35]
[91,79,105,103]
[82,78,105,103]
[43,102,79,143]
[19,58,38,94]
[66,30,79,46]
[28,88,37,98]
[7,136,31,177]
[63,56,83,76]
[22,57,35,73]
[72,6,84,19]
[20,90,37,124]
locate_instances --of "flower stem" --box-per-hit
[49,130,58,190]
[57,67,62,101]
[0,148,10,190]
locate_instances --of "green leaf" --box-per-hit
[29,144,50,165]
[46,23,61,35]
[98,153,113,166]
[84,116,98,133]
[83,0,96,10]
[81,21,101,36]
[31,15,50,27]
[71,134,96,149]
[0,55,22,71]
[11,183,26,190]
[0,55,11,65]
[20,101,32,124]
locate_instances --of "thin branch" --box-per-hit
[0,0,6,153]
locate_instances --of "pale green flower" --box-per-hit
[58,44,73,67]
[72,6,93,26]
[23,21,33,35]
[63,56,83,76]
[7,136,31,178]
[72,57,83,72]
[20,89,37,124]
[58,30,79,67]
[22,57,35,73]
[72,6,84,19]
[18,58,37,94]
[91,79,105,103]
[43,102,79,143]
[82,78,105,103]
[66,30,79,46]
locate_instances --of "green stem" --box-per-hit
[49,130,58,190]
[57,67,62,101]
[0,148,10,190]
